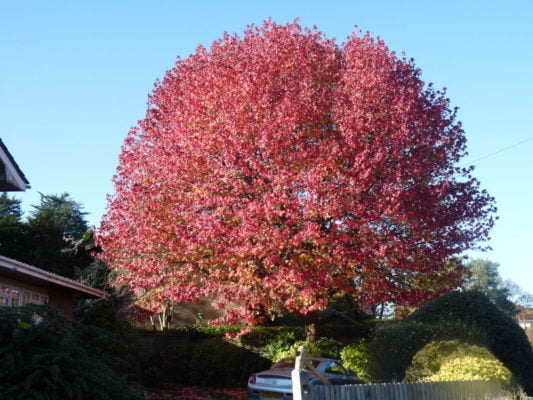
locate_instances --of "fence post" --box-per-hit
[292,345,311,400]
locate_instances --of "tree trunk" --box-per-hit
[305,322,317,342]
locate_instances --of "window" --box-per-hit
[22,292,30,305]
[324,362,347,375]
[11,289,20,307]
[0,286,47,307]
[0,286,10,306]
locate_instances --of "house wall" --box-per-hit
[48,289,75,319]
[0,275,75,318]
[0,276,49,306]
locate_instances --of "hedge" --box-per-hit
[406,290,533,395]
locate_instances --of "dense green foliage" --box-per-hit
[368,320,487,382]
[260,330,300,361]
[406,290,533,395]
[139,323,369,388]
[268,337,344,362]
[259,330,346,361]
[405,340,512,385]
[0,304,143,400]
[0,194,26,259]
[29,193,88,240]
[138,323,369,347]
[76,298,142,377]
[142,337,271,387]
[340,339,371,381]
[75,258,114,292]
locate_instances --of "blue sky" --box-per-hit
[1,1,532,292]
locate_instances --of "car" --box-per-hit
[247,357,365,400]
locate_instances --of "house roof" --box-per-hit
[0,138,30,191]
[0,255,107,299]
[517,306,533,321]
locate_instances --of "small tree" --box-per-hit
[463,259,517,317]
[0,194,27,260]
[24,193,92,277]
[29,192,88,239]
[98,20,495,337]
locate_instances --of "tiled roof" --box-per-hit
[0,255,107,298]
[0,138,30,191]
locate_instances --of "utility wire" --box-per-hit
[468,135,533,164]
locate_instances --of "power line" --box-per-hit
[468,135,533,164]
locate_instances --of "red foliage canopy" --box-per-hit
[97,21,495,325]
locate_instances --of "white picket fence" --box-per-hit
[308,380,504,400]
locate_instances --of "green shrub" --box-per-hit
[261,330,299,361]
[405,340,512,385]
[340,339,371,382]
[265,337,344,362]
[0,304,143,400]
[191,338,271,386]
[142,337,271,387]
[76,299,142,377]
[368,320,486,382]
[138,322,371,387]
[137,323,369,348]
[406,291,533,395]
[319,323,371,341]
[299,337,343,359]
[144,340,194,387]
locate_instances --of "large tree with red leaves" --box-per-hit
[97,21,495,332]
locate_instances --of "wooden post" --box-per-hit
[292,345,311,400]
[305,361,332,386]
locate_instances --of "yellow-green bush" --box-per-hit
[340,339,371,382]
[406,291,533,395]
[405,340,512,386]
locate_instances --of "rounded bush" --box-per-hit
[405,340,512,385]
[406,291,533,395]
[368,320,486,382]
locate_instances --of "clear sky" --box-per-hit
[1,1,531,292]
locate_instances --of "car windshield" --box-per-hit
[273,358,321,369]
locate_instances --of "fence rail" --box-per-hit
[308,380,504,400]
